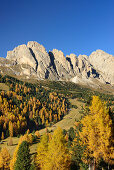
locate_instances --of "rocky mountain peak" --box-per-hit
[89,50,114,85]
[3,41,114,88]
[27,41,47,55]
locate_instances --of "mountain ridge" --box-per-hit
[0,41,113,89]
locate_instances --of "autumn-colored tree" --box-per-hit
[28,134,33,144]
[79,96,113,168]
[9,121,13,137]
[35,130,40,138]
[8,137,13,146]
[3,122,7,130]
[0,147,10,169]
[46,119,48,127]
[0,152,3,169]
[1,132,4,140]
[42,115,45,124]
[35,127,71,170]
[27,129,30,135]
[45,127,71,170]
[35,133,49,169]
[0,95,3,103]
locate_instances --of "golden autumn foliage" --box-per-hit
[0,153,3,169]
[9,121,13,137]
[35,130,40,138]
[79,96,113,164]
[35,127,71,170]
[0,81,68,139]
[1,132,4,140]
[35,133,49,169]
[0,147,10,169]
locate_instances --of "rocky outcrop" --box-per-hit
[89,50,114,85]
[5,41,114,87]
[7,44,36,69]
[49,49,74,80]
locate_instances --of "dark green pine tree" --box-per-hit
[15,141,32,170]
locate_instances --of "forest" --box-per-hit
[0,74,113,170]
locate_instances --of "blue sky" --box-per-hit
[0,0,114,58]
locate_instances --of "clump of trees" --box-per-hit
[0,147,10,169]
[69,96,113,169]
[0,74,69,139]
[35,127,71,170]
[79,96,113,168]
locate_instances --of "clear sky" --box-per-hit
[0,0,114,58]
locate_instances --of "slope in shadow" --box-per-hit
[29,48,38,72]
[92,68,99,78]
[49,52,58,75]
[45,69,50,79]
[66,57,73,69]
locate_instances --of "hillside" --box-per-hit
[0,74,113,170]
[0,99,83,158]
[0,74,113,139]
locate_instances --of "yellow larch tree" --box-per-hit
[35,130,40,138]
[79,96,113,167]
[0,147,10,169]
[1,132,4,140]
[39,127,71,170]
[0,152,3,169]
[35,133,49,169]
[9,121,13,137]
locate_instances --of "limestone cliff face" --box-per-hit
[4,41,114,87]
[89,50,114,85]
[7,44,36,69]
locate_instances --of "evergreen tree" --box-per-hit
[15,141,31,170]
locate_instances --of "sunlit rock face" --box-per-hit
[89,50,114,85]
[7,44,36,69]
[5,41,114,87]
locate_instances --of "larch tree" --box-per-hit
[0,147,10,169]
[1,132,4,140]
[9,121,13,137]
[0,152,3,169]
[35,133,49,169]
[44,127,71,170]
[79,96,113,168]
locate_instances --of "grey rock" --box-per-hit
[7,44,36,70]
[89,50,114,85]
[4,41,114,88]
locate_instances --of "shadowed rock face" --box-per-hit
[4,41,114,87]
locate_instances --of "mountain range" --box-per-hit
[0,41,114,90]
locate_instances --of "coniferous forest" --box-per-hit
[0,74,113,170]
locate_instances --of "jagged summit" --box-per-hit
[0,41,113,88]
